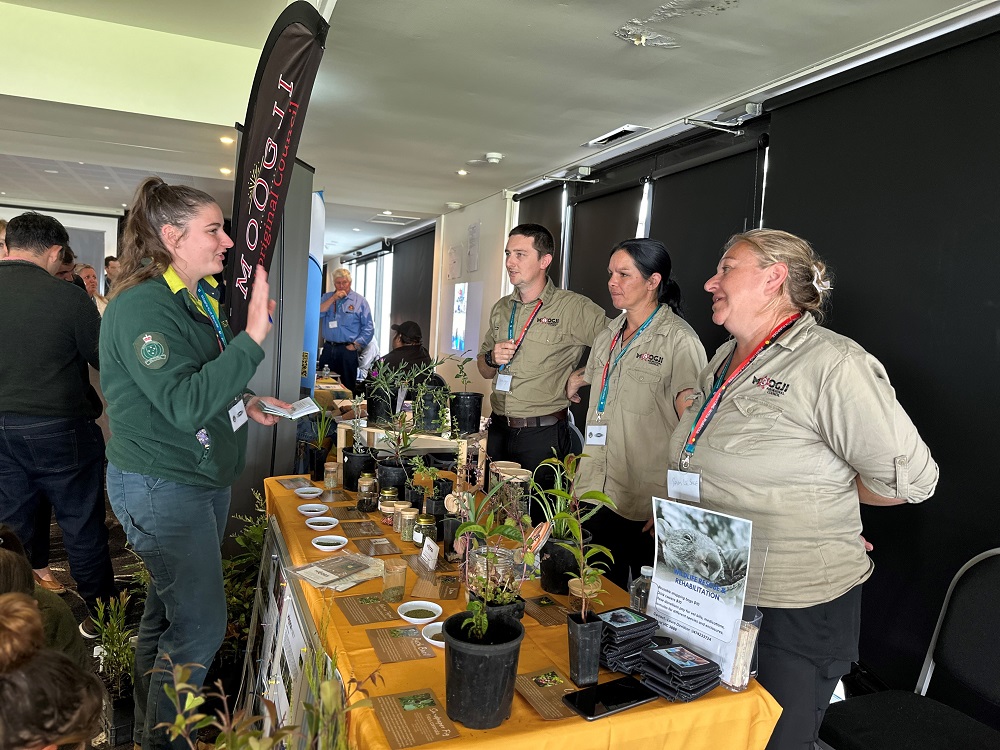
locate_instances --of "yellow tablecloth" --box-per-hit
[264,476,781,749]
[314,377,353,410]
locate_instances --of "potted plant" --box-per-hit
[549,467,615,686]
[412,375,451,435]
[530,454,608,595]
[301,398,335,481]
[94,592,136,748]
[342,393,375,491]
[405,455,438,510]
[441,597,525,729]
[449,352,483,436]
[454,479,533,621]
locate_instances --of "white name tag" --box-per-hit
[228,398,248,432]
[585,423,607,445]
[328,320,338,329]
[667,469,701,504]
[495,373,513,392]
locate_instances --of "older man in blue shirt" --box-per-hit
[318,267,374,393]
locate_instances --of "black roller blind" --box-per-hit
[648,148,761,356]
[517,186,564,287]
[389,229,434,347]
[764,28,1000,708]
[567,186,643,315]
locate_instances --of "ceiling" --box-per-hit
[0,0,996,260]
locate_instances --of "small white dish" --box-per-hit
[305,516,339,531]
[297,503,328,517]
[421,622,445,648]
[294,486,323,499]
[311,535,348,552]
[397,600,443,625]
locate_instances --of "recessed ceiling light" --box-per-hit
[1,192,5,196]
[219,167,232,175]
[44,169,59,174]
[456,169,468,176]
[103,186,110,190]
[121,203,127,208]
[445,202,463,210]
[78,161,84,165]
[381,210,392,215]
[352,227,361,232]
[220,136,235,145]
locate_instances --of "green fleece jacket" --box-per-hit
[100,275,264,487]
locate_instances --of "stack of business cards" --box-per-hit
[640,645,721,702]
[596,607,659,674]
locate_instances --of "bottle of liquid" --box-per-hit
[629,565,653,613]
[321,364,331,379]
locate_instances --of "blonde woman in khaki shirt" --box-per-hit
[568,238,706,589]
[667,229,937,750]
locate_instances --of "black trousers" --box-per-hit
[583,505,654,592]
[757,584,863,750]
[486,416,573,524]
[319,341,360,393]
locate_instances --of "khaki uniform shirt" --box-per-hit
[481,277,607,417]
[666,315,938,608]
[576,307,707,521]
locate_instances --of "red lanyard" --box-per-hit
[680,313,801,469]
[499,298,544,372]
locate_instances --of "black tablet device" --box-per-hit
[561,675,659,721]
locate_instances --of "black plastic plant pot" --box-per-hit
[102,693,134,749]
[307,444,329,482]
[567,611,603,687]
[442,612,524,729]
[377,457,408,497]
[441,515,462,562]
[539,533,589,595]
[433,476,454,500]
[404,484,425,511]
[425,495,447,519]
[414,390,445,433]
[470,591,526,621]
[366,390,395,426]
[342,449,375,492]
[450,391,483,435]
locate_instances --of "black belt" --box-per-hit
[504,409,567,428]
[325,341,351,347]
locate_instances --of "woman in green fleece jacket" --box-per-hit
[100,176,290,750]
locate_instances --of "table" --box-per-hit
[314,377,353,410]
[263,476,781,749]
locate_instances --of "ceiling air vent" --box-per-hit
[368,214,420,226]
[581,124,651,148]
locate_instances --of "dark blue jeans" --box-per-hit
[319,341,359,393]
[107,463,230,750]
[0,413,116,611]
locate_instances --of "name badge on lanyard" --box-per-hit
[495,298,544,395]
[495,373,513,392]
[667,469,701,504]
[585,423,607,445]
[228,397,248,431]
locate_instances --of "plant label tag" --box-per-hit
[495,373,513,392]
[329,320,338,329]
[585,423,607,445]
[419,537,439,570]
[228,397,248,432]
[667,469,701,504]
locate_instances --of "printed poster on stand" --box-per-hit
[649,497,752,684]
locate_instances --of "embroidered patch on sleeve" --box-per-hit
[134,332,170,369]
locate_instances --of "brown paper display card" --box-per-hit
[373,689,458,749]
[335,593,400,625]
[354,536,402,556]
[367,625,438,663]
[523,594,574,627]
[327,506,368,520]
[409,575,460,600]
[515,667,577,720]
[339,520,383,538]
[276,476,313,490]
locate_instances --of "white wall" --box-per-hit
[428,192,514,415]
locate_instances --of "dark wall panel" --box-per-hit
[390,230,434,346]
[517,186,564,286]
[567,186,643,316]
[648,148,762,356]
[764,30,1000,697]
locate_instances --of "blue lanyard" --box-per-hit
[596,306,661,417]
[196,282,227,352]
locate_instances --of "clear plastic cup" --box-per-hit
[724,605,762,692]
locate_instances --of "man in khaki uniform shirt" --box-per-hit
[478,224,607,505]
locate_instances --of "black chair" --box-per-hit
[819,548,1000,750]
